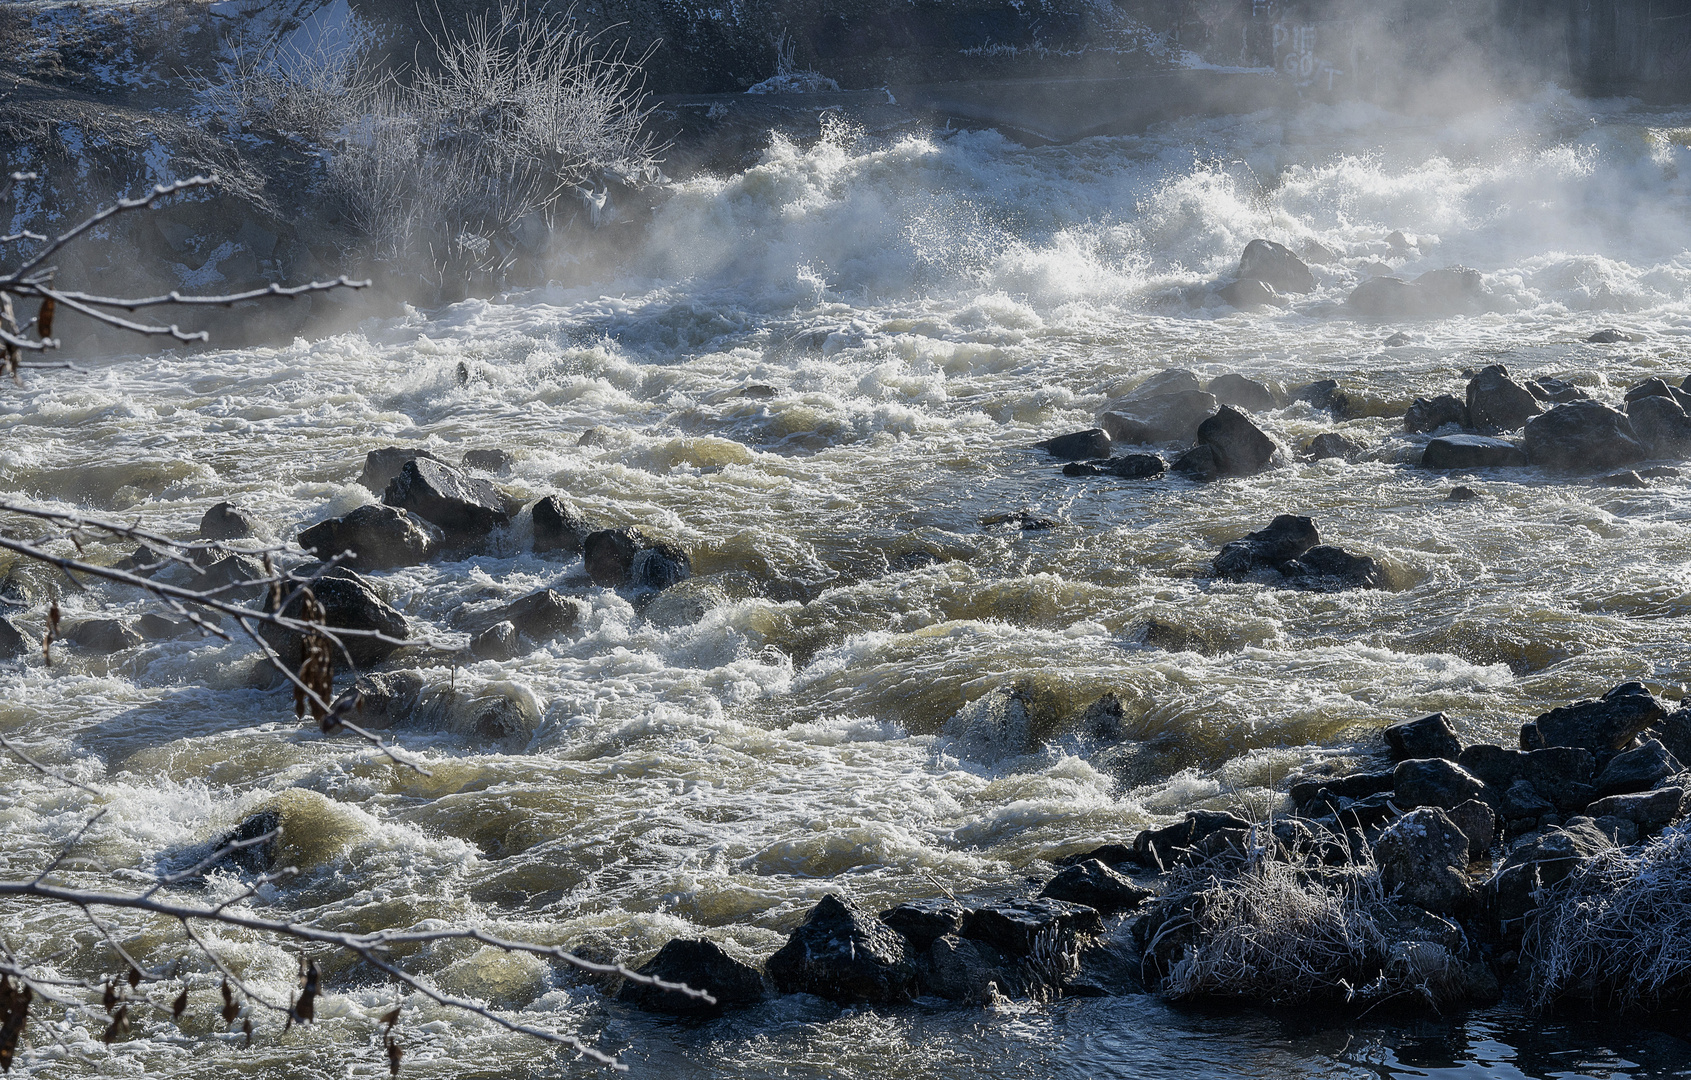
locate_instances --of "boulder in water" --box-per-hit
[878,898,966,950]
[1192,406,1278,477]
[1304,432,1361,460]
[1280,545,1384,591]
[532,495,591,555]
[959,897,1102,956]
[259,567,408,670]
[383,458,512,542]
[1374,807,1475,915]
[1465,365,1542,432]
[1528,377,1589,404]
[1294,379,1351,418]
[1128,368,1202,399]
[1404,394,1470,433]
[1062,453,1165,479]
[1099,390,1217,445]
[469,621,521,661]
[69,618,142,653]
[1421,435,1526,470]
[461,448,512,472]
[330,670,424,729]
[1523,401,1646,472]
[1590,739,1681,799]
[1237,238,1315,293]
[1036,428,1111,460]
[1586,328,1635,343]
[1393,758,1492,811]
[1520,682,1666,754]
[138,613,197,640]
[1216,278,1286,309]
[485,589,585,641]
[1347,276,1421,318]
[1624,394,1691,457]
[199,502,256,540]
[1170,443,1221,481]
[1414,266,1486,315]
[1039,859,1153,915]
[766,894,918,1004]
[358,446,443,492]
[1214,515,1320,579]
[584,527,692,590]
[298,504,444,570]
[1206,373,1276,411]
[617,939,765,1016]
[1385,713,1462,762]
[920,934,1015,1002]
[0,616,31,660]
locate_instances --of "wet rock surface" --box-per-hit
[383,458,513,542]
[298,504,444,570]
[1522,401,1647,472]
[618,939,765,1015]
[766,894,918,1004]
[259,567,409,670]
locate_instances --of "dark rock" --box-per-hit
[1500,779,1554,822]
[382,458,511,542]
[1446,486,1480,502]
[1590,739,1681,800]
[1387,230,1415,251]
[1404,394,1471,433]
[1374,807,1475,914]
[1039,859,1153,915]
[1421,434,1525,470]
[633,541,693,591]
[1290,770,1395,808]
[766,894,918,1004]
[1063,454,1165,479]
[1281,545,1384,592]
[1347,276,1421,319]
[921,934,1014,1002]
[1214,514,1320,579]
[487,589,585,641]
[737,384,778,399]
[462,448,513,472]
[1597,470,1649,488]
[1393,758,1491,811]
[1527,377,1589,404]
[1582,787,1684,833]
[1237,239,1315,293]
[1305,433,1362,460]
[196,553,268,599]
[69,618,142,653]
[1488,821,1612,928]
[1129,369,1202,399]
[1650,705,1691,766]
[211,809,282,875]
[470,621,522,661]
[1623,377,1691,407]
[199,502,256,540]
[357,446,443,492]
[960,898,1102,957]
[1623,393,1691,457]
[1170,443,1221,481]
[1294,380,1351,418]
[1522,401,1647,472]
[137,613,197,640]
[1217,278,1287,309]
[1036,429,1111,460]
[1206,373,1276,411]
[1458,744,1524,789]
[330,671,424,729]
[1574,814,1638,847]
[1447,799,1497,860]
[298,504,443,570]
[259,567,408,670]
[1586,328,1634,343]
[878,898,966,950]
[1385,713,1462,762]
[1521,747,1598,812]
[618,939,764,1016]
[1414,266,1486,314]
[0,616,30,659]
[583,527,642,587]
[532,495,590,555]
[1384,332,1413,347]
[980,509,1059,530]
[1099,391,1218,445]
[1303,240,1339,264]
[1133,810,1252,866]
[1465,365,1542,432]
[1193,406,1279,477]
[114,545,168,577]
[1520,681,1666,753]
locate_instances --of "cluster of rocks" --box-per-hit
[1414,366,1691,479]
[1212,514,1383,592]
[614,682,1688,1018]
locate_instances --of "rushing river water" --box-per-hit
[4,87,1691,1077]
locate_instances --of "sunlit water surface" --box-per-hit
[3,89,1691,1077]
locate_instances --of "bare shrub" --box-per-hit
[1523,824,1691,1011]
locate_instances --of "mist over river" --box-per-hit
[6,88,1691,1077]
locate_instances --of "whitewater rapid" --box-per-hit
[4,88,1691,1077]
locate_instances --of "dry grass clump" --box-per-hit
[1155,831,1476,1009]
[1524,823,1691,1011]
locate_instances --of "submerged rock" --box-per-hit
[766,894,918,1004]
[1586,328,1635,343]
[1282,545,1384,591]
[1237,238,1315,293]
[1421,434,1525,470]
[1347,276,1421,319]
[1128,368,1202,399]
[1404,394,1470,433]
[1521,682,1666,754]
[617,939,764,1016]
[461,448,513,473]
[298,504,444,570]
[1374,807,1475,915]
[1522,401,1646,472]
[1036,428,1112,460]
[1465,365,1542,432]
[1385,713,1462,763]
[199,501,256,540]
[383,458,512,542]
[259,567,408,670]
[1062,453,1165,479]
[1294,380,1351,418]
